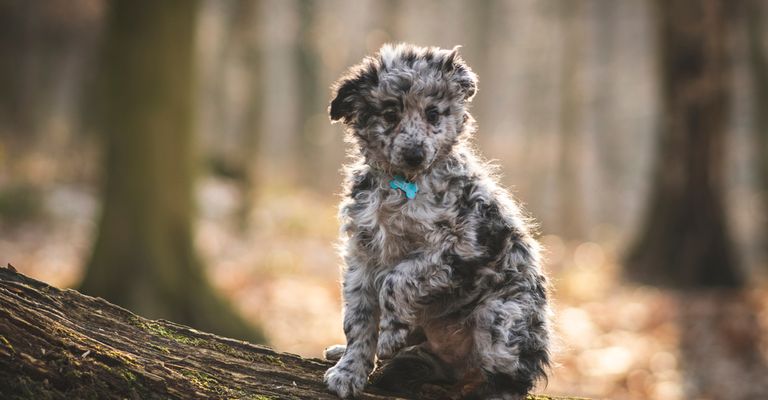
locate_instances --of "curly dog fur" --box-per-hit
[324,44,551,400]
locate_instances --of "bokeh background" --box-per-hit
[1,0,767,399]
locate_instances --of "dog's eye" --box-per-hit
[382,111,399,125]
[426,108,440,125]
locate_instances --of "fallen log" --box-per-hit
[0,265,583,399]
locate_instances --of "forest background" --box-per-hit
[1,1,767,399]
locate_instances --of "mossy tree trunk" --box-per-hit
[0,267,582,400]
[624,0,742,288]
[79,0,261,342]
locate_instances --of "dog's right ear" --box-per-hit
[329,57,380,124]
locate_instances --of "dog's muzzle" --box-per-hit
[403,146,425,168]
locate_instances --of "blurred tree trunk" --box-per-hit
[296,0,321,189]
[592,1,622,228]
[625,0,742,288]
[746,0,768,249]
[557,0,586,239]
[0,2,102,178]
[239,0,263,226]
[80,0,262,342]
[226,0,263,230]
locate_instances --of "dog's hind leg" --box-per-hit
[370,344,457,395]
[464,297,550,400]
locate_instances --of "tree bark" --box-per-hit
[79,0,261,341]
[624,0,742,288]
[0,267,582,400]
[745,0,768,251]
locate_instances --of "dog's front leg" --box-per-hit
[325,262,379,398]
[377,255,453,359]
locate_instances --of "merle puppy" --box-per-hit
[324,44,551,400]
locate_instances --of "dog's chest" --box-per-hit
[353,186,443,266]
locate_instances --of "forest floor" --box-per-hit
[1,177,767,400]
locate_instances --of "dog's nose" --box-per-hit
[403,147,425,167]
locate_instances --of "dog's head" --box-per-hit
[330,44,478,176]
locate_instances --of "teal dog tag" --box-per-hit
[389,175,419,200]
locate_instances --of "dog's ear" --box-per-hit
[329,57,380,124]
[441,46,477,101]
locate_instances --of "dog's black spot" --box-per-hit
[371,345,456,393]
[441,50,457,73]
[490,326,501,342]
[343,321,354,336]
[350,171,373,198]
[486,372,534,397]
[532,274,548,304]
[353,130,370,145]
[416,293,440,307]
[510,238,530,260]
[343,304,373,335]
[492,310,504,327]
[344,281,363,295]
[356,98,380,128]
[453,63,477,100]
[331,59,380,123]
[476,202,513,259]
[443,251,479,288]
[355,229,373,249]
[516,342,550,385]
[386,277,395,290]
[426,50,443,68]
[527,313,545,331]
[330,82,358,122]
[402,50,417,66]
[430,89,446,101]
[394,78,412,93]
[456,181,478,218]
[379,126,396,136]
[391,320,409,331]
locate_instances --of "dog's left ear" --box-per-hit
[329,57,380,124]
[442,46,478,101]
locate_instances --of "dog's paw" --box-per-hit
[377,326,408,359]
[324,344,347,361]
[324,363,367,398]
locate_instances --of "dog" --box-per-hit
[323,44,551,400]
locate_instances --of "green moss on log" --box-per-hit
[0,267,586,400]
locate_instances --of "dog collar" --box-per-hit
[389,175,419,200]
